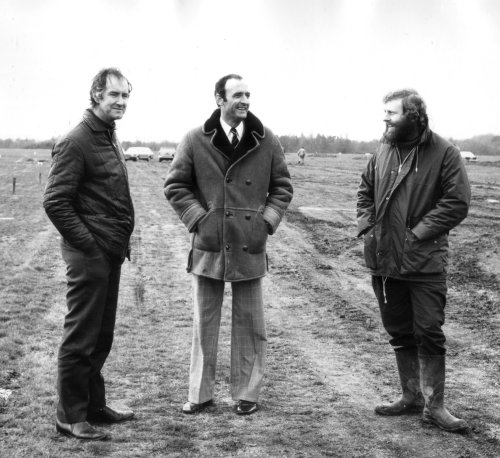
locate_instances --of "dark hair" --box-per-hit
[214,74,243,101]
[383,89,428,130]
[89,68,132,108]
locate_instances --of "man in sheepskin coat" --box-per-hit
[165,74,293,415]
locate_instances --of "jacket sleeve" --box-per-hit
[43,138,99,252]
[263,135,293,235]
[164,133,207,232]
[412,147,471,240]
[356,156,376,237]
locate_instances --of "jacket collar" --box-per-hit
[83,108,116,133]
[202,109,265,159]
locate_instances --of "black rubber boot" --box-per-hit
[375,347,423,416]
[419,355,468,433]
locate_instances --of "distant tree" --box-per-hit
[1,134,499,156]
[277,134,378,155]
[451,134,500,156]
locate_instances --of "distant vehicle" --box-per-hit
[124,148,138,161]
[158,146,176,162]
[460,151,477,162]
[125,146,154,161]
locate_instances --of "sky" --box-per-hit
[1,0,499,143]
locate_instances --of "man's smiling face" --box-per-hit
[92,75,130,124]
[218,78,250,127]
[383,98,418,143]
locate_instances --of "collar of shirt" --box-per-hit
[220,117,244,142]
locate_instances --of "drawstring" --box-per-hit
[396,145,419,173]
[382,276,388,304]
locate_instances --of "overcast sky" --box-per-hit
[1,0,499,143]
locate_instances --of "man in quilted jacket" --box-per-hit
[44,68,135,440]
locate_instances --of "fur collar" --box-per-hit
[202,109,265,162]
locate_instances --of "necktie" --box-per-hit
[230,127,239,149]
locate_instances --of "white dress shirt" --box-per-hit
[220,118,244,144]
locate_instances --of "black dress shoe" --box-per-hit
[234,400,258,415]
[182,399,214,414]
[87,405,134,423]
[56,419,109,441]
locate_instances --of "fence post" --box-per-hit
[12,177,16,194]
[39,172,42,185]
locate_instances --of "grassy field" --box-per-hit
[0,148,499,457]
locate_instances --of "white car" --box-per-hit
[158,147,176,162]
[125,146,154,161]
[460,151,477,162]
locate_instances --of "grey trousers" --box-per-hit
[189,275,267,403]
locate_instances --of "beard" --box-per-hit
[382,117,418,143]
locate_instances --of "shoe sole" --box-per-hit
[422,416,469,433]
[235,405,259,415]
[87,413,134,423]
[182,400,214,414]
[56,424,109,441]
[375,405,423,416]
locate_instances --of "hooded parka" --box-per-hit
[165,109,293,282]
[357,128,471,278]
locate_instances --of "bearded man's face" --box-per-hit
[383,98,418,142]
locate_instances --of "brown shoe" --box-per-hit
[56,419,109,440]
[87,405,134,423]
[182,400,214,414]
[234,400,258,415]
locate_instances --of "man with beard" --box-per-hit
[357,89,471,433]
[165,74,292,415]
[44,68,135,440]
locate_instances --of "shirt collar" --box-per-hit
[220,117,244,141]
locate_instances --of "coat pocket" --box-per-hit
[193,208,221,252]
[401,229,447,274]
[248,209,269,254]
[363,226,377,269]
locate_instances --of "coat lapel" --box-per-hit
[202,109,265,165]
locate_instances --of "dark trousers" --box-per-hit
[372,276,447,356]
[57,240,121,423]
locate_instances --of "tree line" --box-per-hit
[1,134,499,156]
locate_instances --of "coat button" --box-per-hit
[225,211,231,217]
[245,179,252,185]
[225,244,231,250]
[242,245,249,251]
[245,214,251,220]
[226,177,232,183]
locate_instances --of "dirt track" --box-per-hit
[1,151,499,457]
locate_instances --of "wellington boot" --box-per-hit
[375,347,424,416]
[419,355,469,433]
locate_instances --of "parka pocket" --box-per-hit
[193,207,221,252]
[401,229,447,274]
[363,226,377,269]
